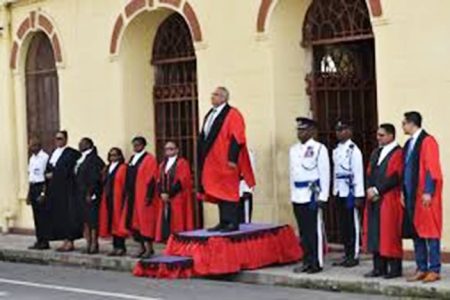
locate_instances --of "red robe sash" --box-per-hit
[118,153,158,239]
[99,163,127,238]
[414,136,443,239]
[200,107,255,202]
[155,158,194,242]
[363,147,404,258]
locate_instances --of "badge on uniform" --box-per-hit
[305,146,315,158]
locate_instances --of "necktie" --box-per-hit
[406,138,414,162]
[204,108,217,137]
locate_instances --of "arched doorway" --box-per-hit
[152,13,200,225]
[25,32,60,153]
[303,0,378,242]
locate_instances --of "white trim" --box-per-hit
[317,209,324,267]
[244,199,250,223]
[0,278,160,300]
[353,208,360,259]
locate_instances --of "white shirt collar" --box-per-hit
[378,141,399,165]
[213,102,227,114]
[300,138,315,146]
[108,161,119,174]
[165,155,178,173]
[49,146,67,166]
[412,128,423,141]
[338,139,353,148]
[131,150,146,166]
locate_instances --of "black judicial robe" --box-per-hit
[45,147,82,241]
[75,148,105,228]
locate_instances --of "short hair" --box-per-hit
[81,137,94,148]
[404,111,422,128]
[29,137,42,148]
[217,86,230,101]
[108,147,125,164]
[57,130,68,140]
[132,136,147,147]
[379,123,396,138]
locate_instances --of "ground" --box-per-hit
[0,261,389,300]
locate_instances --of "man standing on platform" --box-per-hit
[155,141,194,242]
[364,124,404,279]
[402,111,443,283]
[197,86,255,233]
[332,120,365,268]
[290,117,330,274]
[27,138,50,250]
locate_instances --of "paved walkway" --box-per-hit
[0,234,448,298]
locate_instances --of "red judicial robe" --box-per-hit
[118,153,158,239]
[363,146,404,258]
[99,163,127,238]
[405,133,443,239]
[155,157,194,242]
[198,104,255,203]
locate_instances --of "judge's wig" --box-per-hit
[132,136,147,147]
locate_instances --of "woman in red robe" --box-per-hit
[117,137,158,258]
[99,148,127,256]
[155,141,194,242]
[197,87,255,232]
[364,124,404,279]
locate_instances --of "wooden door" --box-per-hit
[26,32,60,153]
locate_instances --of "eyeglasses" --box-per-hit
[55,137,64,141]
[165,147,176,151]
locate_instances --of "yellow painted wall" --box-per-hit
[0,0,450,252]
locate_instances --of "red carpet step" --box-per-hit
[134,224,302,279]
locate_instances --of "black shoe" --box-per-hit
[364,270,383,278]
[343,258,359,268]
[28,243,39,250]
[220,224,239,233]
[207,223,224,232]
[36,242,50,250]
[293,264,311,273]
[307,266,323,274]
[332,257,348,267]
[384,272,402,279]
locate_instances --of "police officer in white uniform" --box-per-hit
[290,117,330,274]
[27,138,50,250]
[332,120,365,267]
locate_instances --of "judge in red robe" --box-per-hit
[364,124,404,279]
[198,87,255,232]
[155,141,194,242]
[99,147,127,256]
[402,112,443,283]
[118,137,158,258]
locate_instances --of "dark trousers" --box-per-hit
[28,183,50,244]
[372,252,402,276]
[218,201,239,227]
[238,193,253,224]
[336,197,360,260]
[113,235,126,250]
[293,203,323,268]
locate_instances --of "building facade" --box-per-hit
[0,0,449,251]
